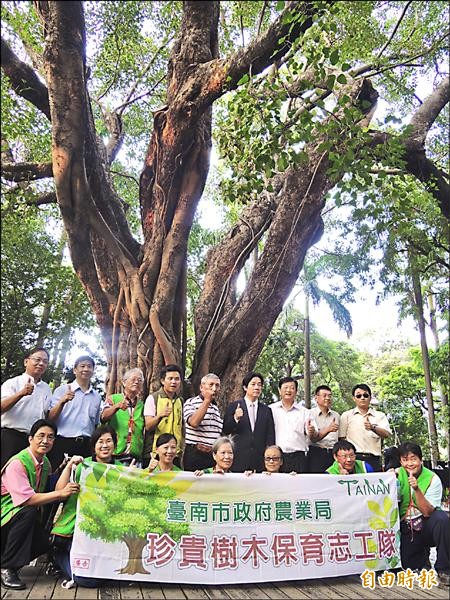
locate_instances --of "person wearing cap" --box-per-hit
[1,347,53,469]
[339,384,391,472]
[47,355,102,471]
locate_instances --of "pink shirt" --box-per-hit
[1,448,43,506]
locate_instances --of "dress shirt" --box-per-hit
[245,398,258,430]
[270,401,317,453]
[309,406,340,450]
[50,381,102,437]
[0,448,43,505]
[1,374,52,433]
[339,407,391,456]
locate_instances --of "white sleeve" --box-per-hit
[143,395,156,417]
[1,377,19,400]
[424,474,443,508]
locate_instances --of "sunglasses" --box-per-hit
[355,393,370,399]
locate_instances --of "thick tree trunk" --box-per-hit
[119,537,148,575]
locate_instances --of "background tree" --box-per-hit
[1,1,448,409]
[1,207,94,383]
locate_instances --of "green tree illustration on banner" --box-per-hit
[78,463,191,575]
[365,496,400,570]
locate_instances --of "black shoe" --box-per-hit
[1,568,26,590]
[438,572,450,587]
[45,561,62,577]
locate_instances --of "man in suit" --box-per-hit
[222,372,275,472]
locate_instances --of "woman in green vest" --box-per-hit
[100,368,145,466]
[50,425,120,589]
[148,433,182,473]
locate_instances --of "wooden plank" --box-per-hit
[161,585,186,600]
[120,581,144,599]
[293,580,348,599]
[1,565,42,600]
[239,583,274,599]
[178,586,209,599]
[140,584,165,599]
[256,583,290,599]
[203,586,232,599]
[27,570,58,600]
[75,584,98,599]
[52,577,77,600]
[100,584,121,600]
[273,583,311,599]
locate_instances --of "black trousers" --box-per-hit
[183,445,215,471]
[400,510,449,573]
[283,451,307,473]
[308,446,334,473]
[356,452,382,472]
[1,506,50,569]
[1,428,28,469]
[47,435,91,471]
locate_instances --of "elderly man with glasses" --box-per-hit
[338,384,391,472]
[1,348,53,469]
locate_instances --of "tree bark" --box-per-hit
[409,252,439,466]
[119,537,148,575]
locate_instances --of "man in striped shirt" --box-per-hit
[182,374,223,471]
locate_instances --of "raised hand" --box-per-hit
[234,403,244,422]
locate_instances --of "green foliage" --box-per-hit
[1,208,94,382]
[79,463,189,544]
[256,307,362,408]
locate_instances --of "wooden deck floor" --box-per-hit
[1,564,448,600]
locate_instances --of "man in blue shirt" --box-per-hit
[47,356,101,470]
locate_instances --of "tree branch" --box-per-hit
[376,0,413,59]
[408,75,449,148]
[1,37,51,120]
[1,161,53,182]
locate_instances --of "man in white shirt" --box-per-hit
[339,383,391,472]
[269,377,318,473]
[47,355,102,470]
[308,385,340,472]
[1,348,52,469]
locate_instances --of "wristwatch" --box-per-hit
[371,423,377,432]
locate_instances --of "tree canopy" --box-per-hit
[1,1,448,409]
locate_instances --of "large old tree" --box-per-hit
[2,1,448,403]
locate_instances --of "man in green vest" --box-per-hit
[143,364,184,468]
[326,440,374,474]
[397,442,449,587]
[101,368,145,466]
[1,419,79,590]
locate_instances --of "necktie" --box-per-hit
[249,402,256,431]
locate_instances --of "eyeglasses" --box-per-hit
[34,433,55,441]
[355,393,370,399]
[28,357,49,365]
[336,453,356,460]
[264,456,281,462]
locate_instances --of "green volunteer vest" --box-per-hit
[1,449,50,527]
[326,459,368,474]
[398,465,435,519]
[110,393,144,458]
[152,464,182,473]
[151,389,183,456]
[52,457,121,537]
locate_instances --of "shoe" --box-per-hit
[0,568,26,590]
[438,572,450,587]
[61,579,75,589]
[45,562,62,577]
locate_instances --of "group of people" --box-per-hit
[1,347,449,589]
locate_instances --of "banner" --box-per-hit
[71,464,400,584]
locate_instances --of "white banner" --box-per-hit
[71,464,400,584]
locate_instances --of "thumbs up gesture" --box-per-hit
[234,403,244,422]
[329,418,339,433]
[363,415,372,431]
[306,419,316,437]
[62,383,75,405]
